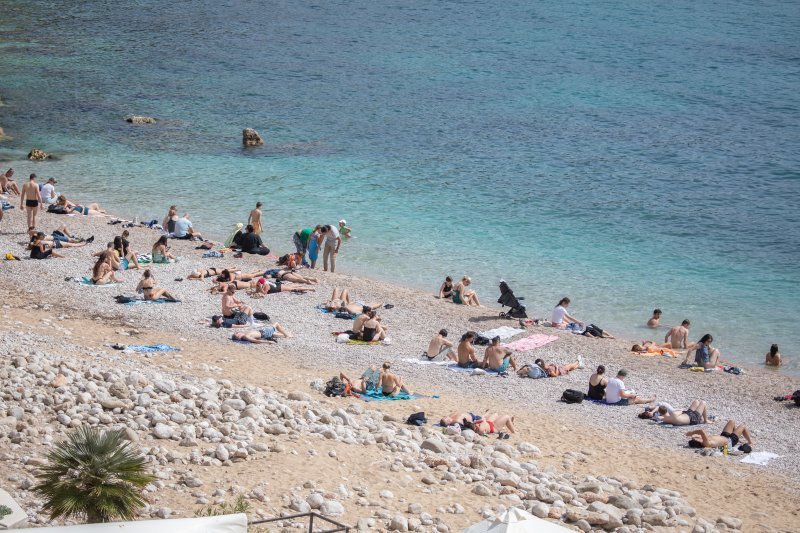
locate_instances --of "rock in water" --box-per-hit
[126,116,157,124]
[27,148,49,161]
[242,128,264,146]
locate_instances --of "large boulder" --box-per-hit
[126,116,157,124]
[242,128,264,146]
[27,148,49,161]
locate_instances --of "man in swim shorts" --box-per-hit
[20,173,42,230]
[423,329,456,361]
[686,419,753,451]
[665,320,691,349]
[456,332,480,368]
[481,336,517,373]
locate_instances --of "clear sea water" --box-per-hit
[1,0,798,373]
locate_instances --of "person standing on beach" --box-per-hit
[1,168,21,195]
[647,309,662,328]
[293,227,313,256]
[20,173,42,230]
[665,319,691,349]
[323,223,341,273]
[248,202,263,235]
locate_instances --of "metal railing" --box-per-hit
[250,512,351,532]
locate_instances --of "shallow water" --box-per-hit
[1,0,798,372]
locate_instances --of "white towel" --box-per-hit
[479,326,525,341]
[402,357,450,366]
[740,452,779,466]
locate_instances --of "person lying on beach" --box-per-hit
[93,242,122,270]
[249,277,316,297]
[605,369,655,406]
[582,324,615,339]
[152,236,177,263]
[239,224,270,255]
[452,276,480,306]
[172,213,203,240]
[222,284,254,322]
[765,344,782,367]
[438,276,454,300]
[28,233,65,259]
[339,367,381,394]
[136,269,178,302]
[264,267,319,285]
[587,365,608,400]
[423,329,456,361]
[378,362,412,396]
[686,420,753,451]
[530,356,583,378]
[551,297,582,329]
[114,236,139,269]
[439,412,480,427]
[324,287,381,315]
[632,340,678,356]
[466,413,516,439]
[188,267,232,280]
[680,334,719,369]
[28,229,88,248]
[639,400,708,426]
[361,310,388,342]
[162,205,178,234]
[647,309,662,328]
[665,320,692,349]
[1,168,21,195]
[231,323,292,343]
[456,331,480,368]
[91,252,122,285]
[481,336,518,373]
[210,279,258,294]
[54,195,106,216]
[208,315,250,328]
[217,268,264,283]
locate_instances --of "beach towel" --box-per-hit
[479,326,525,341]
[359,389,428,402]
[137,253,153,264]
[446,363,503,375]
[79,277,119,287]
[403,357,451,366]
[347,339,381,346]
[202,250,224,258]
[121,298,180,305]
[124,343,180,353]
[740,452,779,466]
[630,347,677,357]
[318,306,356,319]
[503,333,558,352]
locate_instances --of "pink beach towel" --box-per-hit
[503,334,558,352]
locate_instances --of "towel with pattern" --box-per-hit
[502,333,558,352]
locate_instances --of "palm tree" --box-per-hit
[32,426,154,523]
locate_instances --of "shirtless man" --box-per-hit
[20,174,42,229]
[1,168,21,195]
[423,329,455,361]
[665,320,691,349]
[379,362,412,396]
[247,202,263,234]
[640,399,709,426]
[230,323,291,343]
[456,331,479,368]
[686,420,753,450]
[481,336,518,373]
[647,309,662,328]
[221,284,253,322]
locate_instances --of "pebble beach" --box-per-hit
[0,200,799,531]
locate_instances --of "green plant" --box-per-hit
[194,494,251,517]
[0,504,11,519]
[32,426,154,523]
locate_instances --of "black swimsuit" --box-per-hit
[362,327,377,342]
[587,380,606,401]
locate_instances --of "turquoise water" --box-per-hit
[1,0,799,372]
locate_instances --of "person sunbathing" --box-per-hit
[423,329,456,361]
[29,224,91,245]
[249,277,316,297]
[231,323,292,343]
[93,242,122,270]
[361,310,387,342]
[439,412,477,427]
[28,231,86,251]
[152,236,177,263]
[28,233,65,259]
[378,362,412,396]
[467,413,516,439]
[217,268,264,283]
[188,267,231,280]
[136,269,178,302]
[1,168,20,195]
[339,367,381,394]
[639,400,708,426]
[531,357,583,377]
[686,420,753,451]
[481,336,518,373]
[55,195,106,216]
[324,287,381,315]
[632,341,678,356]
[91,252,122,285]
[263,267,319,285]
[452,276,480,306]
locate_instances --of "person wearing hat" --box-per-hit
[39,177,58,205]
[338,219,352,239]
[605,368,655,405]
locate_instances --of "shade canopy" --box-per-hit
[4,513,248,533]
[462,507,572,533]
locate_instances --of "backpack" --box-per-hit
[323,377,347,397]
[47,204,68,214]
[114,295,136,304]
[583,324,603,337]
[793,390,800,407]
[561,389,585,404]
[406,412,427,426]
[474,334,491,346]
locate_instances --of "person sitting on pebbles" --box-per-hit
[422,329,456,361]
[639,399,709,426]
[378,362,412,397]
[465,413,516,439]
[339,367,381,394]
[231,323,292,343]
[605,368,655,406]
[360,310,388,342]
[222,284,254,323]
[452,276,481,306]
[136,269,179,302]
[456,331,480,368]
[686,420,753,452]
[481,336,518,373]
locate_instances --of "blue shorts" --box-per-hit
[260,326,276,340]
[607,398,630,406]
[496,357,511,373]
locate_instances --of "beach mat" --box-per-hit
[80,277,120,287]
[122,298,180,305]
[503,333,558,352]
[359,389,428,402]
[740,452,779,466]
[124,343,180,353]
[403,357,451,366]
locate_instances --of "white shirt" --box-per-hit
[605,377,626,404]
[325,225,340,247]
[173,218,192,237]
[551,305,568,325]
[657,402,675,414]
[40,183,56,203]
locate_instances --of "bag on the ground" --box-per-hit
[114,295,136,304]
[583,324,603,337]
[47,204,68,214]
[561,389,585,404]
[792,390,800,407]
[474,334,491,346]
[406,412,427,426]
[323,377,347,397]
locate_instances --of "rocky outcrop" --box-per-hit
[125,116,157,124]
[242,128,264,146]
[27,148,49,161]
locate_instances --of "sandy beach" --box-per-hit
[0,201,799,531]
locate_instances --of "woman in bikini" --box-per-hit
[188,266,232,280]
[468,413,516,439]
[438,276,454,300]
[534,357,583,377]
[263,268,319,285]
[136,269,178,301]
[324,287,381,315]
[28,233,65,259]
[152,236,177,263]
[686,419,753,451]
[216,269,263,283]
[452,276,480,306]
[639,399,709,426]
[249,277,316,297]
[91,252,122,285]
[379,362,412,396]
[55,195,106,216]
[361,310,388,342]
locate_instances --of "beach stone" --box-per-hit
[608,494,641,510]
[152,424,173,439]
[182,476,203,488]
[288,391,312,402]
[99,398,127,410]
[27,148,49,160]
[215,444,229,461]
[108,381,130,399]
[126,116,157,124]
[243,128,264,146]
[155,507,172,519]
[306,493,325,509]
[320,500,345,516]
[717,516,743,530]
[574,519,591,532]
[50,374,67,388]
[529,502,549,519]
[472,484,493,497]
[290,498,311,513]
[421,439,447,454]
[517,442,541,455]
[390,515,409,531]
[121,427,139,442]
[380,490,394,499]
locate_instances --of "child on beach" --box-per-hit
[438,276,454,299]
[338,219,352,239]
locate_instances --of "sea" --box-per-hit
[1,0,798,373]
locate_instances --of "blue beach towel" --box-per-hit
[124,343,180,353]
[122,298,179,305]
[359,388,428,402]
[79,277,120,287]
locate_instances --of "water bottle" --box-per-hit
[134,215,139,225]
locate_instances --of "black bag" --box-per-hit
[792,390,800,407]
[47,204,68,214]
[406,412,427,426]
[253,311,270,321]
[232,311,251,325]
[114,295,136,304]
[561,389,585,404]
[474,334,491,346]
[323,377,347,397]
[583,324,603,337]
